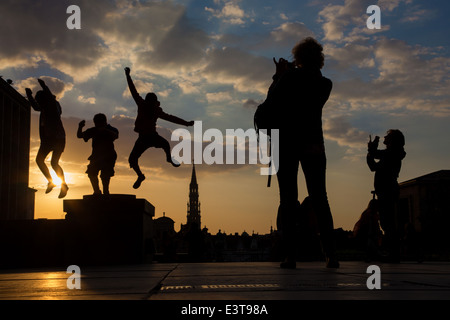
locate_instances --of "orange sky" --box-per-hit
[28,115,283,235]
[29,114,376,235]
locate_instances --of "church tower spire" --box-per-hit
[187,163,201,230]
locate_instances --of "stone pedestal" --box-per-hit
[63,194,155,266]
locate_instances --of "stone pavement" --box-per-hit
[1,261,450,301]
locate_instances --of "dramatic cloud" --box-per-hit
[14,76,74,100]
[324,42,375,71]
[270,22,315,46]
[314,0,450,118]
[0,0,115,82]
[323,116,369,149]
[318,0,366,42]
[203,47,273,94]
[77,95,96,104]
[318,0,412,42]
[205,0,249,25]
[0,1,211,82]
[243,99,261,109]
[134,15,210,75]
[326,38,450,116]
[122,79,155,99]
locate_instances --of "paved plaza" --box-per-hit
[1,261,449,300]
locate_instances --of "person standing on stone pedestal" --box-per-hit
[77,113,119,196]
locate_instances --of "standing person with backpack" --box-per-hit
[257,37,338,269]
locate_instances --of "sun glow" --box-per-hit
[49,171,73,186]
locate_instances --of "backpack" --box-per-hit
[254,99,277,187]
[254,73,285,135]
[254,99,280,136]
[254,101,269,132]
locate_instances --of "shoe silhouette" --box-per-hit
[169,157,181,167]
[59,183,69,199]
[326,257,340,268]
[45,182,56,194]
[133,175,146,189]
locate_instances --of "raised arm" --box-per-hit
[38,79,52,96]
[124,67,141,103]
[159,111,194,127]
[25,88,41,111]
[367,136,380,172]
[77,120,86,139]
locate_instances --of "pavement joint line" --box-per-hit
[156,282,450,292]
[160,283,281,291]
[147,264,180,298]
[157,282,391,291]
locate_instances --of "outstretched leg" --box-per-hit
[155,134,180,167]
[129,137,149,189]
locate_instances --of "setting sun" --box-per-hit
[50,172,63,186]
[47,170,76,187]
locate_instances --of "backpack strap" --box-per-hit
[267,138,272,187]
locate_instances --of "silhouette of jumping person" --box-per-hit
[77,114,119,195]
[367,129,406,262]
[25,79,68,198]
[124,67,194,189]
[265,37,338,268]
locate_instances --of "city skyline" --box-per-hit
[1,0,449,235]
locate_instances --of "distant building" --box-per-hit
[154,212,176,238]
[153,212,177,260]
[181,164,201,232]
[0,77,35,220]
[398,170,450,248]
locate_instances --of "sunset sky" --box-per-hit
[1,0,449,235]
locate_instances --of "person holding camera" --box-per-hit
[265,37,338,269]
[367,130,406,262]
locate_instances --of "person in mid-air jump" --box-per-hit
[77,113,119,196]
[26,79,68,198]
[124,67,194,189]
